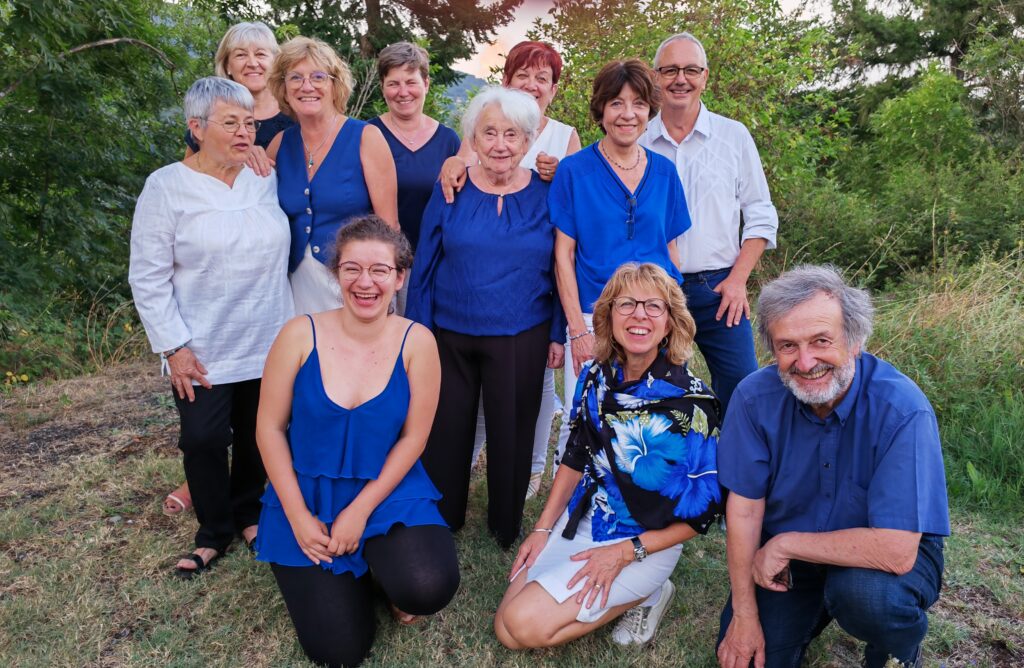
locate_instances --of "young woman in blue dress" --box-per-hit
[254,216,459,667]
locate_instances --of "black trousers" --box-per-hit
[172,378,265,552]
[421,322,549,548]
[271,524,460,668]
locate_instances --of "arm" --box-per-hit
[508,463,582,579]
[265,131,283,162]
[361,124,399,229]
[554,230,593,375]
[718,492,767,668]
[327,324,441,554]
[756,529,922,586]
[667,238,681,270]
[439,141,476,203]
[255,317,334,565]
[714,238,768,326]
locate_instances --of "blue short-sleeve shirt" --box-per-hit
[718,353,950,537]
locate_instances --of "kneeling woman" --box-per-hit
[495,263,722,648]
[255,217,459,668]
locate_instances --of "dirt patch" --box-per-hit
[933,583,1024,664]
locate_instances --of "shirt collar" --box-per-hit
[649,102,711,146]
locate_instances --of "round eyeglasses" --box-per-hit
[338,261,396,283]
[203,118,261,134]
[285,71,335,88]
[613,297,668,317]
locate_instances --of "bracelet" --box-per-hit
[161,344,187,360]
[568,329,592,342]
[532,527,553,534]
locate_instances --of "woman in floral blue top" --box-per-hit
[494,262,723,649]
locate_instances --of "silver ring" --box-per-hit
[594,583,602,590]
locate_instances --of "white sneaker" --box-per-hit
[525,471,543,500]
[610,579,675,646]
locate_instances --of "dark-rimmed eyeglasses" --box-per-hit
[655,65,706,79]
[203,118,261,134]
[285,71,335,87]
[338,261,396,283]
[613,297,668,317]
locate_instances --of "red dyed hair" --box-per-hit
[502,41,563,85]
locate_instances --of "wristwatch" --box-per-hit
[631,536,648,562]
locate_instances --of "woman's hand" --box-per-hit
[508,530,551,581]
[439,156,469,204]
[167,348,212,402]
[328,505,369,556]
[547,342,565,369]
[245,145,275,177]
[570,332,595,376]
[567,541,632,609]
[289,510,333,565]
[535,152,560,181]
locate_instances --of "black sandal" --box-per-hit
[174,550,223,580]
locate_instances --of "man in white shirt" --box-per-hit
[640,32,778,411]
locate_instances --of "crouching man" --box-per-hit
[716,265,949,668]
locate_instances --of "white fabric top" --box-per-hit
[641,104,778,274]
[129,163,294,385]
[523,117,575,169]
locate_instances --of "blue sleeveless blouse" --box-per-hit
[255,316,446,577]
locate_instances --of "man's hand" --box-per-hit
[717,613,766,668]
[713,272,751,327]
[752,535,792,592]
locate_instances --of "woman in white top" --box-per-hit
[129,77,293,578]
[439,41,582,500]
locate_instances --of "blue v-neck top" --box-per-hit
[278,119,371,272]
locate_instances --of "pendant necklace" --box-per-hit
[600,140,642,170]
[387,114,424,146]
[303,115,340,171]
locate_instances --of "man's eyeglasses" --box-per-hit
[338,261,396,283]
[655,65,707,80]
[613,297,668,317]
[285,71,335,87]
[204,118,261,134]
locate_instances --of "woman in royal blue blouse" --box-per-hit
[550,59,691,470]
[406,86,565,549]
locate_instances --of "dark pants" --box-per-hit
[421,322,549,548]
[271,524,460,668]
[682,268,759,413]
[172,378,265,552]
[717,535,944,668]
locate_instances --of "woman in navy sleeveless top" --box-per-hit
[255,216,459,667]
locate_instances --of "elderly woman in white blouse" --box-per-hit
[129,77,293,578]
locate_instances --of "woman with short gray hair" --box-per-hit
[406,86,566,548]
[130,76,293,577]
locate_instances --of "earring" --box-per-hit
[660,336,669,348]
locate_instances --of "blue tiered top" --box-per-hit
[255,317,446,577]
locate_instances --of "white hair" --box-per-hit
[654,32,708,69]
[461,85,540,147]
[183,76,254,122]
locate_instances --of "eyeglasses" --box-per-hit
[285,71,335,87]
[655,65,707,80]
[338,261,396,282]
[203,118,261,134]
[613,297,668,317]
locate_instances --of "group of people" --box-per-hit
[128,20,950,668]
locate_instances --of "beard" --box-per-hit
[778,356,856,409]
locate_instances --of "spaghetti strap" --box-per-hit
[304,313,317,349]
[398,322,415,356]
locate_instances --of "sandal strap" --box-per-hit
[183,553,206,569]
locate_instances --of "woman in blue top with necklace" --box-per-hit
[406,86,565,549]
[550,59,692,471]
[266,36,399,314]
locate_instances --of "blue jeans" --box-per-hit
[682,268,759,413]
[717,535,944,668]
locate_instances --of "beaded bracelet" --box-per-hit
[568,329,592,342]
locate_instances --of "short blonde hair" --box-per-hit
[269,36,354,116]
[213,22,280,79]
[592,263,695,366]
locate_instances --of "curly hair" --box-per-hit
[592,263,695,366]
[331,215,413,273]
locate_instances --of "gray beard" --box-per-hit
[779,357,856,409]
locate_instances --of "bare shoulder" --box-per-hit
[397,319,437,358]
[275,314,316,354]
[361,122,387,147]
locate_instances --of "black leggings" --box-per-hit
[270,524,460,668]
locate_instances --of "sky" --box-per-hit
[453,0,831,79]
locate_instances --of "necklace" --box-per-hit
[302,115,340,171]
[600,140,643,171]
[387,114,425,146]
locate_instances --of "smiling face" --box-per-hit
[470,103,528,177]
[382,64,428,121]
[284,57,336,119]
[189,101,255,165]
[770,291,858,416]
[654,39,708,116]
[226,42,275,95]
[505,64,556,116]
[610,284,671,370]
[336,239,403,319]
[601,82,651,147]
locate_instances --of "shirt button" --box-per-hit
[312,245,320,254]
[304,226,311,233]
[306,207,312,215]
[823,462,831,469]
[304,188,310,196]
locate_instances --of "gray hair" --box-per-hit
[377,41,430,82]
[757,264,875,353]
[461,85,540,147]
[183,76,254,122]
[214,22,280,79]
[654,32,708,69]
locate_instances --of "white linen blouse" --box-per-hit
[129,163,294,385]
